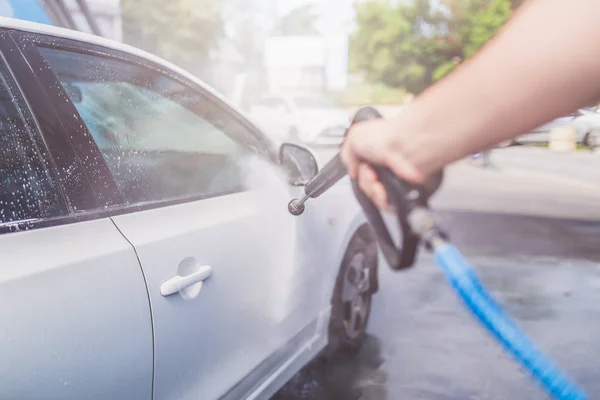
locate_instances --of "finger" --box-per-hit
[357,165,392,211]
[371,181,391,211]
[340,135,360,179]
[357,163,377,197]
[341,122,373,179]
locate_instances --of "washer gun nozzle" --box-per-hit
[287,106,382,216]
[288,196,307,216]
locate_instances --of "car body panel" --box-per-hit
[0,219,153,399]
[221,308,329,400]
[310,177,373,301]
[109,160,331,399]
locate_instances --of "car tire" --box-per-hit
[326,226,378,356]
[584,131,599,150]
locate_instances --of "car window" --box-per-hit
[0,61,64,226]
[39,47,255,206]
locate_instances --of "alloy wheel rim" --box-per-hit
[341,252,371,340]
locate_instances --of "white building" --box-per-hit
[265,36,326,92]
[261,0,351,94]
[264,34,348,93]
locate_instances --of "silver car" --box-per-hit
[0,18,379,399]
[515,107,600,149]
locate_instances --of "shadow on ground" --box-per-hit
[272,335,387,400]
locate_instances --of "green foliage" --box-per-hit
[371,83,408,104]
[461,0,512,58]
[327,83,406,107]
[122,0,223,72]
[351,0,517,93]
[351,0,451,94]
[432,61,458,81]
[433,0,512,80]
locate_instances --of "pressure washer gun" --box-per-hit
[288,106,588,400]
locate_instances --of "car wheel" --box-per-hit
[584,131,600,149]
[326,226,378,355]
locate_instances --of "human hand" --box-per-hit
[340,118,429,211]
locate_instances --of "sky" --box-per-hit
[0,0,52,24]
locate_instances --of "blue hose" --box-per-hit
[433,243,587,400]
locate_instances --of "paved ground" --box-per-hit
[489,146,600,188]
[272,146,600,399]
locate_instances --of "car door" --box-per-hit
[0,33,153,399]
[31,39,329,400]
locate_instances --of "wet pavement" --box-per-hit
[272,148,600,399]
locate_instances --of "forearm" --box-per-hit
[395,0,600,175]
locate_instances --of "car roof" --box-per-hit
[0,17,245,120]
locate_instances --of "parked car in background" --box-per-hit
[0,17,379,400]
[514,107,600,149]
[249,93,350,145]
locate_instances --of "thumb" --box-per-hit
[340,130,362,179]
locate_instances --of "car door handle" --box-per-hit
[160,265,212,297]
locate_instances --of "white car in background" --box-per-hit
[249,94,350,146]
[514,107,600,149]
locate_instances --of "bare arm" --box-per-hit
[342,0,600,194]
[402,0,600,173]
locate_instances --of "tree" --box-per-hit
[350,0,518,93]
[121,0,223,74]
[433,0,511,80]
[350,0,455,93]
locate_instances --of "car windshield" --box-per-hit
[293,96,338,109]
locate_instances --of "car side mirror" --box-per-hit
[279,143,319,186]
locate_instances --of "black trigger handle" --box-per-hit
[351,178,419,269]
[349,106,421,269]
